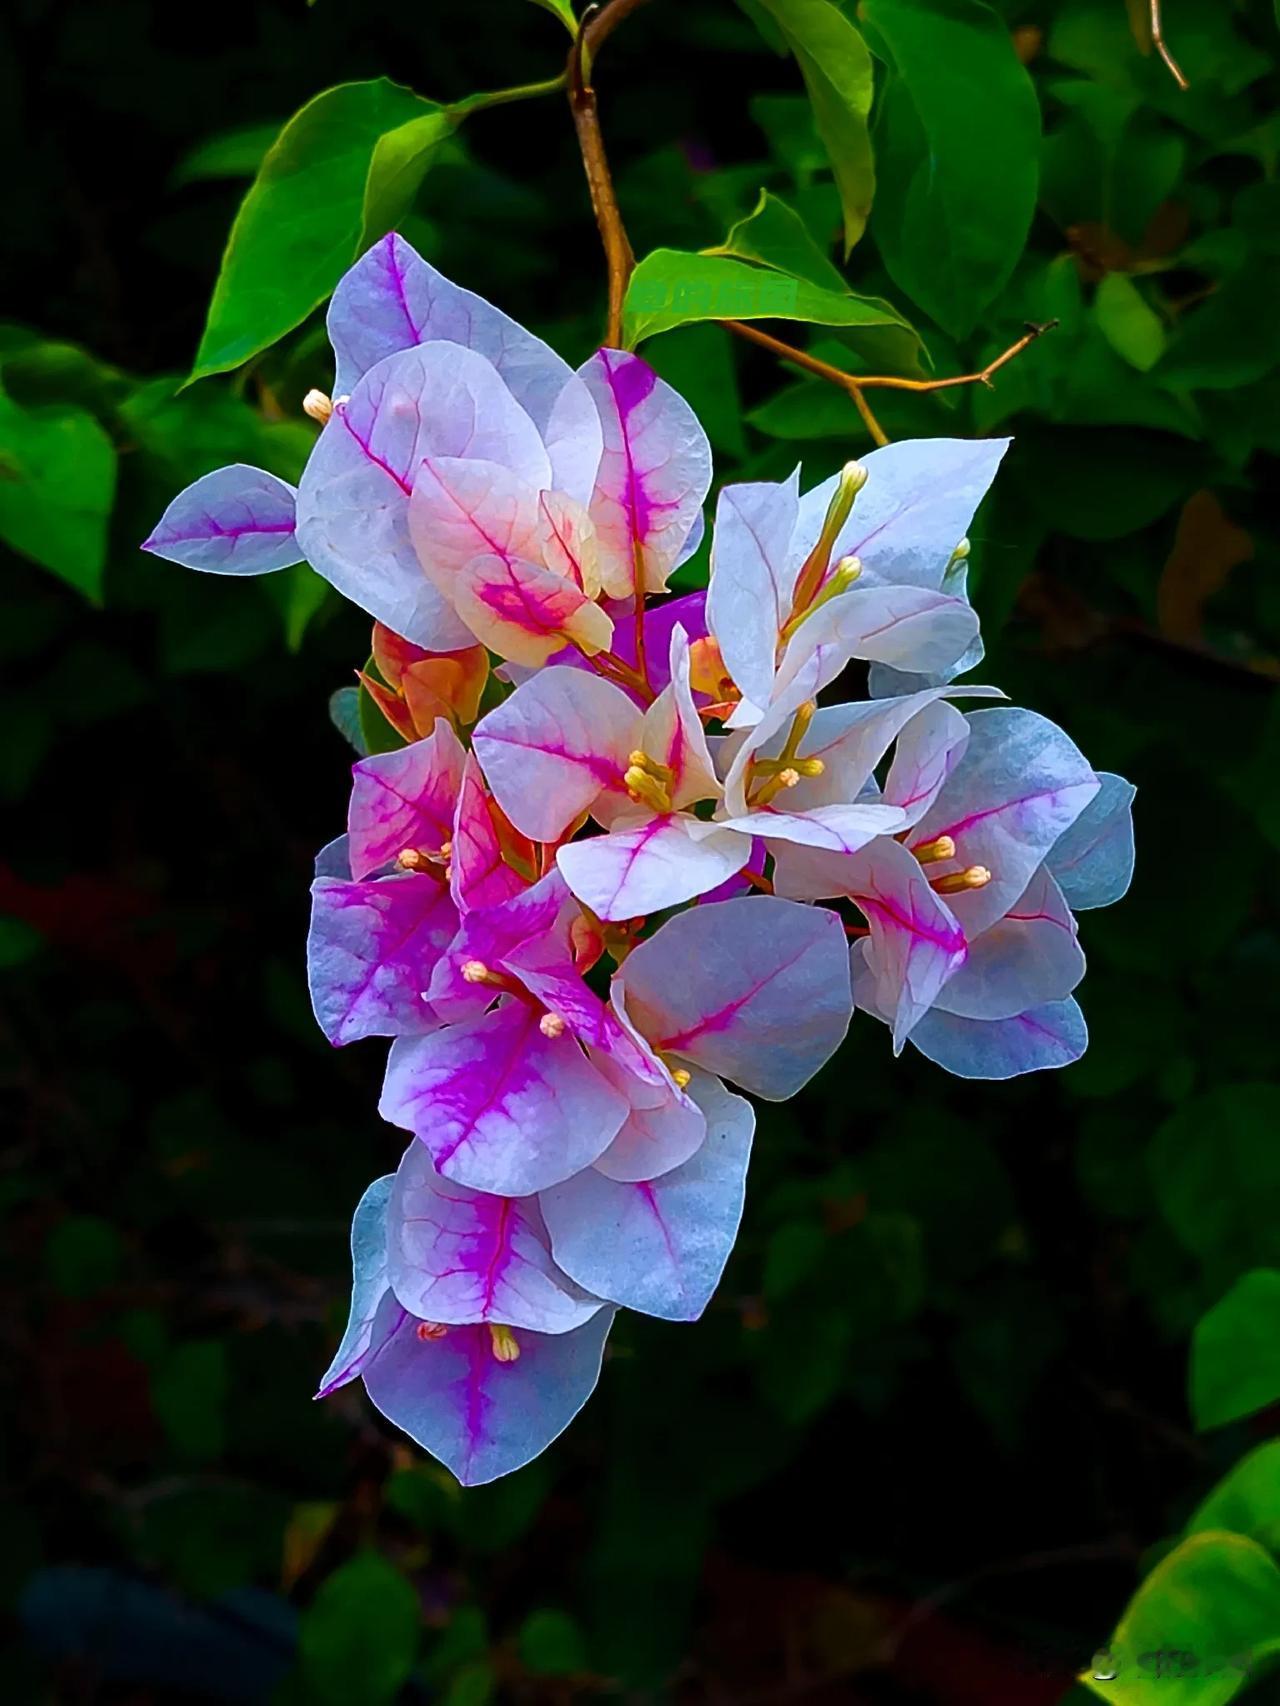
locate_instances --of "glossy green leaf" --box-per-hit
[751,0,875,253]
[706,189,846,291]
[862,0,1040,338]
[623,249,918,360]
[1081,1532,1280,1704]
[1191,1270,1280,1430]
[299,1552,421,1706]
[0,381,116,601]
[1095,275,1166,371]
[359,107,454,249]
[1187,1443,1280,1554]
[190,80,456,383]
[1150,1085,1280,1281]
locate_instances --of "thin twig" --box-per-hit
[723,316,1058,395]
[848,384,889,446]
[1150,0,1189,90]
[567,0,650,346]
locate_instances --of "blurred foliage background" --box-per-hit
[4,0,1280,1699]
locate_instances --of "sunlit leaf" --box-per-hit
[1080,1532,1280,1704]
[1094,274,1166,371]
[706,189,847,290]
[190,80,456,383]
[750,0,876,253]
[623,249,920,375]
[1186,1443,1280,1555]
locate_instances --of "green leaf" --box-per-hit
[862,0,1040,339]
[518,1609,590,1677]
[707,189,846,291]
[1150,1085,1280,1283]
[170,121,284,187]
[524,0,577,31]
[1156,260,1280,391]
[1081,1532,1280,1704]
[45,1215,122,1299]
[1191,1270,1280,1431]
[190,80,456,384]
[0,381,116,600]
[1187,1443,1280,1554]
[751,0,875,253]
[299,1552,421,1706]
[150,1341,228,1462]
[329,687,370,756]
[264,563,333,652]
[0,916,42,968]
[623,249,919,366]
[1094,275,1166,372]
[359,107,454,250]
[643,324,747,458]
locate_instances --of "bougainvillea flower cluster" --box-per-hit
[146,233,1135,1484]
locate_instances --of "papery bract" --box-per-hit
[386,1141,602,1333]
[363,1300,616,1488]
[347,719,465,881]
[579,348,712,597]
[319,1177,616,1486]
[143,465,302,575]
[317,1174,396,1398]
[295,341,552,651]
[540,1070,753,1322]
[328,231,603,506]
[308,864,456,1045]
[906,707,1100,936]
[380,998,629,1195]
[615,894,853,1099]
[1045,771,1137,911]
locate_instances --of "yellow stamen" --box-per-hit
[933,865,992,894]
[461,959,497,984]
[302,388,334,425]
[779,556,862,642]
[623,765,673,814]
[754,756,824,779]
[788,463,868,620]
[489,1324,521,1364]
[438,839,452,860]
[913,834,956,866]
[670,1067,692,1090]
[397,848,428,871]
[627,749,674,783]
[539,1012,567,1039]
[752,767,802,807]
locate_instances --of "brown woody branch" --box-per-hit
[567,0,652,347]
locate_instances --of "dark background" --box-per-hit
[3,0,1279,1699]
